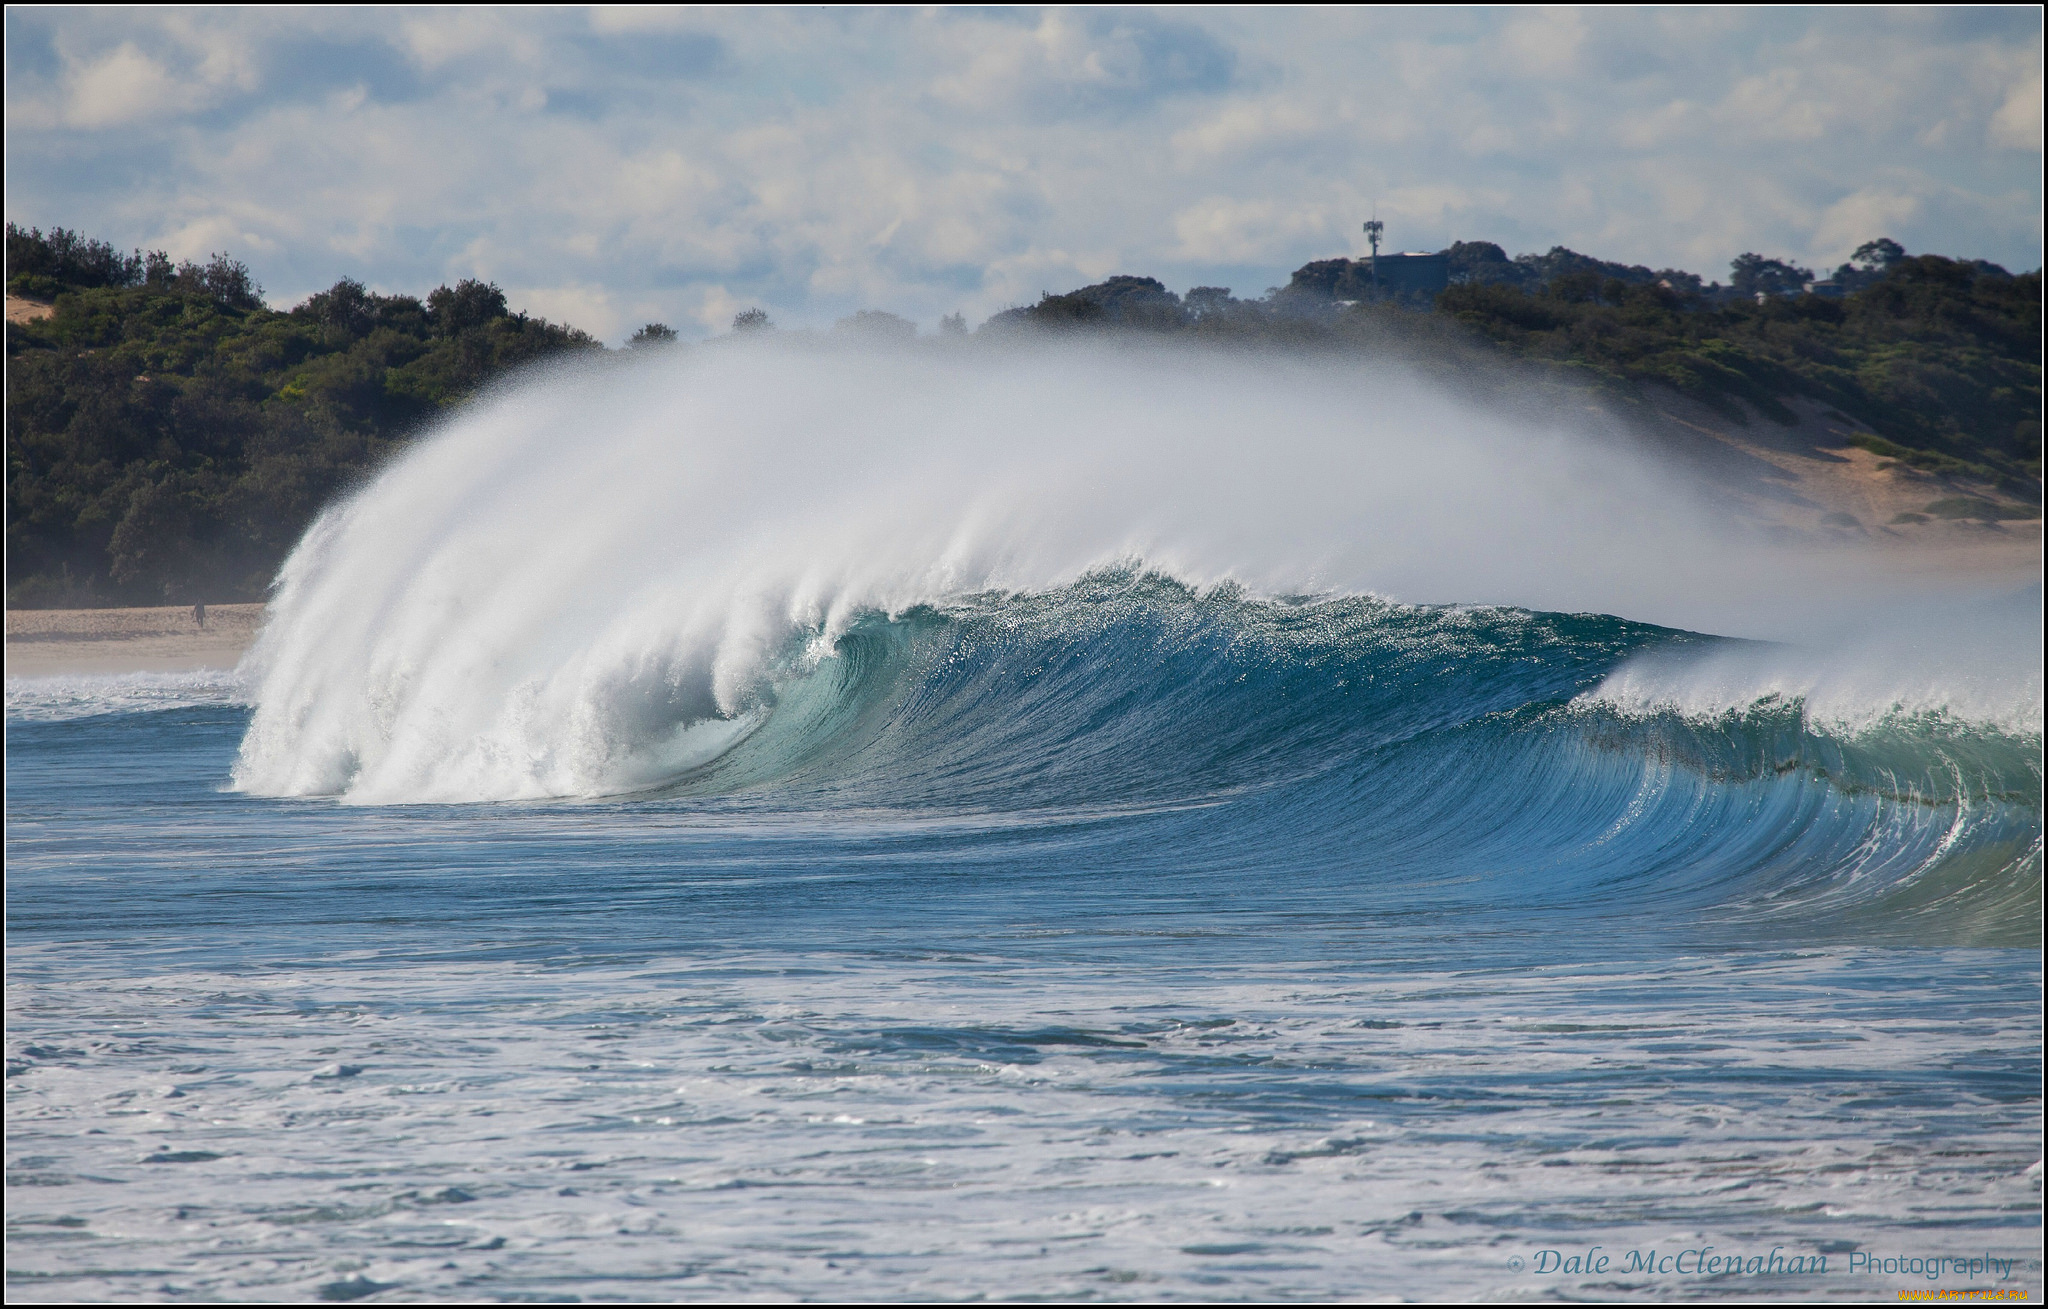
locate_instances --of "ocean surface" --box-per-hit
[7,346,2043,1302]
[7,579,2042,1302]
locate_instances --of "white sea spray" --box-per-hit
[1584,589,2043,738]
[227,340,2037,803]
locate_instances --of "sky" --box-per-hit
[5,6,2042,343]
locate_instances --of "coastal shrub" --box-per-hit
[1440,256,2039,483]
[835,310,916,340]
[426,279,508,335]
[5,223,145,293]
[1922,497,2038,521]
[7,251,600,605]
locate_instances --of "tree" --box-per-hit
[4,223,144,294]
[1442,241,1520,287]
[1851,238,1906,272]
[1728,253,1814,299]
[629,322,679,347]
[176,252,264,310]
[427,279,509,334]
[298,277,376,333]
[7,228,603,607]
[997,275,1183,329]
[834,309,915,340]
[732,307,772,332]
[938,312,967,337]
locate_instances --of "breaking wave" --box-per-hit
[226,341,2041,943]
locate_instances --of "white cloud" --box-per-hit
[1716,69,1829,143]
[586,7,690,35]
[515,282,622,342]
[1173,196,1339,264]
[65,43,196,127]
[397,10,541,71]
[1498,9,1588,78]
[1991,70,2043,150]
[154,213,273,265]
[3,8,2038,342]
[1615,99,1704,151]
[1171,97,1329,162]
[690,285,751,336]
[927,8,1231,117]
[1813,189,1925,264]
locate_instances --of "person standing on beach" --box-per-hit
[193,602,206,630]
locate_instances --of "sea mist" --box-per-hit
[230,338,2036,802]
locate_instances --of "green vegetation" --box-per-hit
[835,309,916,340]
[989,246,2041,493]
[1433,253,2040,487]
[1920,496,2038,521]
[6,223,2040,607]
[7,224,599,606]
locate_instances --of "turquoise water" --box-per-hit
[7,580,2041,1302]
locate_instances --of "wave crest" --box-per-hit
[223,344,2040,942]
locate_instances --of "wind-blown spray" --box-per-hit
[231,339,2038,838]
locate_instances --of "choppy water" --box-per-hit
[8,579,2042,1302]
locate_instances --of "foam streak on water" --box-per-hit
[4,669,245,724]
[7,949,2040,1303]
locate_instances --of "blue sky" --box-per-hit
[5,6,2041,342]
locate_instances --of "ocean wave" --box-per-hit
[1582,589,2044,739]
[226,570,2041,944]
[220,343,2040,942]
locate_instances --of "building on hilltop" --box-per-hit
[1366,251,1450,299]
[1281,251,1448,304]
[1279,220,1451,304]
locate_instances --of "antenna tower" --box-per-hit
[1363,217,1384,297]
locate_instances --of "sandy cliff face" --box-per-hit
[6,293,56,325]
[1623,388,2040,578]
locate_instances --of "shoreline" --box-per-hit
[5,604,263,678]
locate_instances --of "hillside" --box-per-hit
[994,252,2040,490]
[6,226,600,606]
[6,224,2040,608]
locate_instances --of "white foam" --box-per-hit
[227,339,2031,803]
[4,668,247,723]
[6,949,2039,1302]
[1584,587,2044,736]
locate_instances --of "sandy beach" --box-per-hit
[5,603,264,678]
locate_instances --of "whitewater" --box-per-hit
[7,339,2040,1302]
